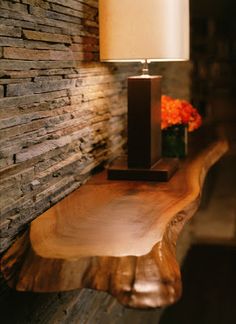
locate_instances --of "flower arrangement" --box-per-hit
[161,95,202,132]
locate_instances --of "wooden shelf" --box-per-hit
[0,136,228,309]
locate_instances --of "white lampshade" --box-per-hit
[99,0,189,62]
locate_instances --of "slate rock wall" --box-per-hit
[0,0,137,252]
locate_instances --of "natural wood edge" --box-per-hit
[1,229,181,308]
[0,139,229,309]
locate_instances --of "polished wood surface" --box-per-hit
[0,137,228,308]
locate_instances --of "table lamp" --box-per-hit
[99,0,189,181]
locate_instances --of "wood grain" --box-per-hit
[0,138,228,308]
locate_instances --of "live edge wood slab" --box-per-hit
[0,136,228,309]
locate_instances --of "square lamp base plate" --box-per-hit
[107,157,179,182]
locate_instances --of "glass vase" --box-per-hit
[162,124,188,158]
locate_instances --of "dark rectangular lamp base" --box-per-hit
[107,157,179,181]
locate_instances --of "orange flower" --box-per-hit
[161,95,202,132]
